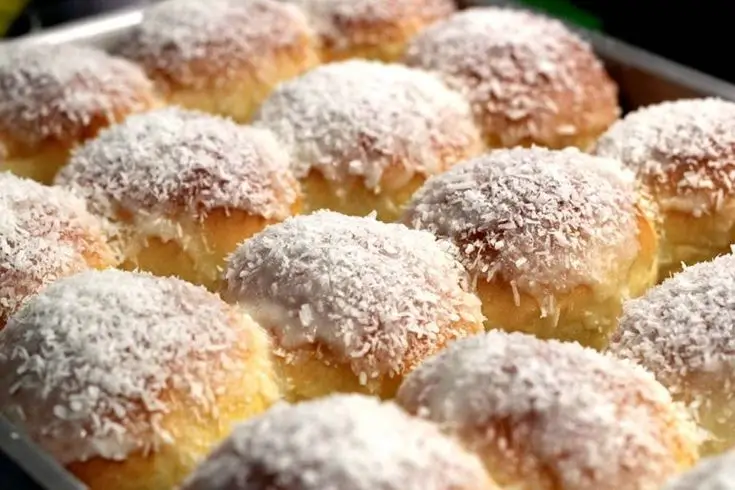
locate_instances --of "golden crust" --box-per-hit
[396,332,700,490]
[404,8,620,150]
[475,205,657,349]
[120,202,302,291]
[270,314,484,401]
[0,45,160,183]
[299,123,483,221]
[66,313,282,490]
[298,0,456,62]
[119,0,321,122]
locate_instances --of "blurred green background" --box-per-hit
[513,0,601,30]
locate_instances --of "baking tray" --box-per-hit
[2,1,735,489]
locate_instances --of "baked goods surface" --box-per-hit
[281,0,456,62]
[180,394,500,490]
[401,146,657,349]
[397,330,700,490]
[0,172,115,329]
[253,59,483,221]
[404,7,620,149]
[0,269,281,490]
[663,450,735,490]
[55,107,301,290]
[0,44,159,183]
[118,0,320,123]
[223,210,485,400]
[609,253,735,456]
[594,97,735,280]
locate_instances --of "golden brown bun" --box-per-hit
[0,172,117,329]
[594,98,735,280]
[397,331,700,490]
[609,253,735,456]
[56,108,301,291]
[284,0,456,62]
[223,211,485,401]
[404,7,619,150]
[0,44,160,184]
[402,147,658,349]
[253,60,483,222]
[118,0,320,123]
[0,270,281,490]
[180,395,500,490]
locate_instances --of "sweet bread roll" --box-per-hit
[593,98,735,280]
[223,210,485,401]
[0,44,159,184]
[663,450,735,490]
[118,0,320,123]
[0,269,281,490]
[404,7,619,149]
[253,60,482,221]
[402,147,657,349]
[397,331,700,490]
[0,172,115,329]
[180,394,500,490]
[55,107,301,290]
[609,253,735,456]
[283,0,455,62]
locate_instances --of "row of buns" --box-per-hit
[2,0,735,489]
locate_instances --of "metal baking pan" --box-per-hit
[2,1,734,489]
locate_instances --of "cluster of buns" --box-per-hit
[2,1,735,489]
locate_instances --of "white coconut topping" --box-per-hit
[397,331,699,490]
[402,146,639,304]
[224,210,483,383]
[119,0,315,89]
[594,98,735,216]
[253,59,481,189]
[0,43,155,145]
[57,107,299,220]
[0,269,247,464]
[180,394,497,490]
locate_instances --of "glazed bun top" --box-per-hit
[404,7,617,140]
[0,172,112,324]
[397,330,700,490]
[594,98,735,216]
[0,44,156,146]
[610,253,735,393]
[180,394,499,490]
[254,59,480,189]
[57,107,299,220]
[119,0,315,89]
[0,269,256,465]
[402,147,639,302]
[224,210,483,382]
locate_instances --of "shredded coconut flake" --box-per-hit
[224,210,483,382]
[397,331,699,490]
[180,394,496,490]
[0,269,245,464]
[594,98,735,216]
[663,450,735,490]
[404,7,616,141]
[609,253,735,407]
[56,107,299,220]
[0,173,108,325]
[402,146,639,299]
[281,0,455,51]
[253,59,481,189]
[0,43,155,146]
[118,0,315,89]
